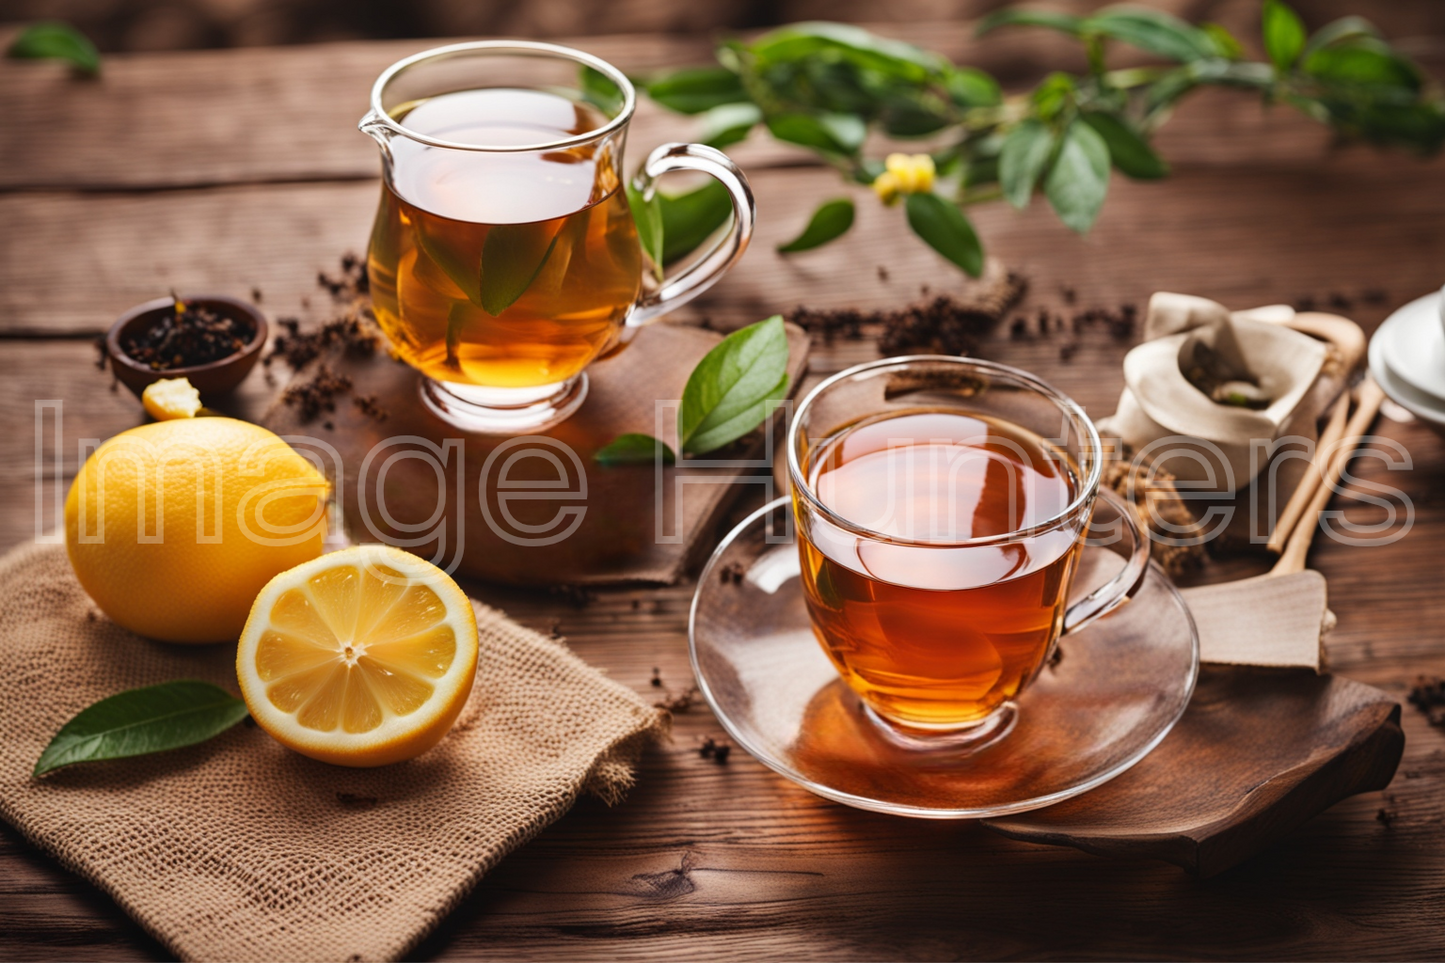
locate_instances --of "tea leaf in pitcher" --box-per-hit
[777,198,855,253]
[627,181,665,281]
[34,681,249,776]
[681,315,790,455]
[595,433,677,466]
[7,21,100,75]
[444,302,469,369]
[415,224,482,306]
[479,223,561,316]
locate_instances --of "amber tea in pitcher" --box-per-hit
[367,89,642,389]
[361,42,754,433]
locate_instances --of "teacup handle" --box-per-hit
[1061,487,1152,634]
[626,142,755,328]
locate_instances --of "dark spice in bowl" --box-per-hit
[106,294,269,401]
[122,295,257,370]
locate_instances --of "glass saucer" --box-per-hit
[689,498,1200,819]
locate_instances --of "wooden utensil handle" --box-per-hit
[1272,375,1387,576]
[1266,389,1350,555]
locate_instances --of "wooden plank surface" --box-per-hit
[7,152,1445,337]
[3,26,1445,963]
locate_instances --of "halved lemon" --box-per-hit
[236,545,479,767]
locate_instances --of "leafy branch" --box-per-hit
[635,4,1445,276]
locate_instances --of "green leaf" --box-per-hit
[659,180,734,264]
[1262,0,1307,71]
[34,681,248,776]
[1032,72,1076,121]
[1201,22,1244,61]
[415,223,482,306]
[595,433,677,466]
[1081,111,1168,179]
[977,9,1085,37]
[1144,66,1198,115]
[945,67,1003,108]
[1301,16,1379,60]
[626,181,664,281]
[1304,37,1421,90]
[905,192,984,277]
[7,21,99,75]
[578,65,624,116]
[766,111,866,154]
[681,315,791,455]
[1083,6,1219,63]
[778,198,855,253]
[698,102,762,149]
[479,223,560,316]
[1045,119,1111,233]
[999,119,1056,209]
[749,22,948,81]
[646,67,749,114]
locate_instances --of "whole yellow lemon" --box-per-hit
[64,417,329,644]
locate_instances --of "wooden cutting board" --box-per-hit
[983,666,1404,877]
[262,321,810,586]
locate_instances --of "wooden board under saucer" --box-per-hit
[983,667,1404,877]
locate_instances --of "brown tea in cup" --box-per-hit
[787,357,1150,747]
[798,409,1082,730]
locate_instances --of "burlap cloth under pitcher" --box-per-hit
[0,542,667,962]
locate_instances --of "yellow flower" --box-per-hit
[885,152,936,194]
[872,170,902,205]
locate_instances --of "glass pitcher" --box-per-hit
[360,41,755,433]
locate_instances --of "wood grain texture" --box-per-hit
[984,669,1405,877]
[3,28,1445,963]
[7,153,1445,336]
[258,322,810,585]
[0,25,1345,192]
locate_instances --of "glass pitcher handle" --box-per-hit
[1061,487,1152,634]
[627,142,755,328]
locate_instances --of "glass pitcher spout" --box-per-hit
[357,108,391,146]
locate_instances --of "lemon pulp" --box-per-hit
[238,545,479,766]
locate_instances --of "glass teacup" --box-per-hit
[787,356,1151,748]
[360,41,754,433]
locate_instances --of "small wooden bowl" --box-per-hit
[106,295,268,401]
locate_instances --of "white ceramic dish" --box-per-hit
[1378,289,1445,406]
[1370,319,1445,437]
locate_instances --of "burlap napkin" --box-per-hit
[0,542,667,962]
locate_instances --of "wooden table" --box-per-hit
[3,23,1445,961]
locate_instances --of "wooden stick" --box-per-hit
[1272,375,1387,576]
[1266,389,1350,555]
